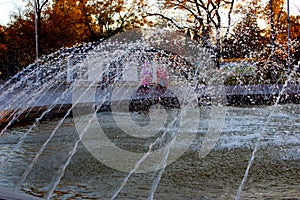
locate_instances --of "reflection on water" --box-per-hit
[0,105,299,199]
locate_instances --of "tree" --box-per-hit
[261,0,300,67]
[90,0,148,38]
[0,25,9,79]
[42,0,148,50]
[0,0,148,80]
[147,0,236,68]
[222,7,266,58]
[5,15,36,68]
[247,0,300,83]
[44,0,92,50]
[33,0,50,55]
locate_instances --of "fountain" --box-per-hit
[0,28,299,199]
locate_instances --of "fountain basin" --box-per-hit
[0,187,43,200]
[1,83,300,128]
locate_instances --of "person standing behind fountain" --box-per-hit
[155,65,180,109]
[129,61,153,113]
[156,65,168,91]
[128,62,153,126]
[139,62,152,90]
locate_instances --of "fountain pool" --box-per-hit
[0,105,299,199]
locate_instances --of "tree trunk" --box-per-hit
[269,0,276,60]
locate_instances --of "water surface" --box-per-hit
[0,105,299,199]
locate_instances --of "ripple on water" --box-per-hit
[0,106,299,199]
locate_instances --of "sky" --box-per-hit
[0,0,299,26]
[0,0,26,25]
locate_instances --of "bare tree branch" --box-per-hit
[171,1,204,23]
[146,12,188,29]
[224,0,235,41]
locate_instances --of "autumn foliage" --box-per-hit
[0,0,299,80]
[0,0,149,80]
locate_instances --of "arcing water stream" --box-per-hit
[0,28,299,199]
